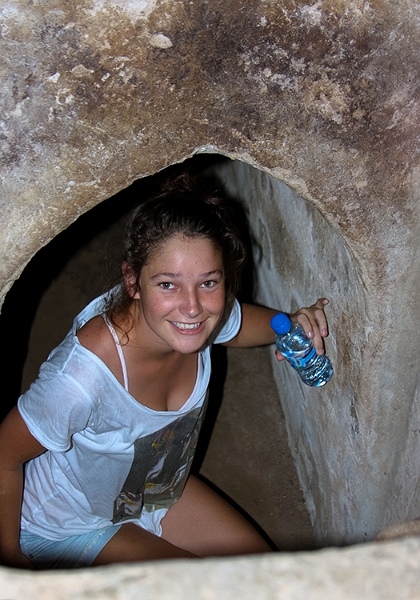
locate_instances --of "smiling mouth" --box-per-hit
[170,321,202,330]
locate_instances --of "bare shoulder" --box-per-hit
[76,314,109,354]
[77,315,118,368]
[77,315,124,384]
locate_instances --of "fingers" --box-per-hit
[290,298,330,355]
[275,348,286,362]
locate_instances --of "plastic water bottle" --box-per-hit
[270,313,333,387]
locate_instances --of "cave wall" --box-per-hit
[212,160,382,544]
[2,0,420,548]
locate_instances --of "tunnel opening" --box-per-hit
[0,151,366,548]
[0,154,326,552]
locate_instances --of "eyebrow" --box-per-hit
[151,270,223,280]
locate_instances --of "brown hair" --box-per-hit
[106,173,247,326]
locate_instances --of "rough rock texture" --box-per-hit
[2,0,420,571]
[1,538,420,599]
[210,160,371,544]
[3,0,420,295]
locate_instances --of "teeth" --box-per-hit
[172,321,201,330]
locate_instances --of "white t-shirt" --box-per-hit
[18,293,242,540]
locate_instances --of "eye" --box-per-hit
[201,280,216,288]
[159,282,175,290]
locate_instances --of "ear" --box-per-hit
[122,262,141,299]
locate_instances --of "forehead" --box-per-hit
[147,234,223,265]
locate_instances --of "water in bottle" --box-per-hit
[270,313,333,387]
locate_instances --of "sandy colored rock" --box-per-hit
[1,538,420,600]
[2,0,420,565]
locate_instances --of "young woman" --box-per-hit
[0,175,330,569]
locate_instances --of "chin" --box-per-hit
[176,342,205,354]
[173,336,209,354]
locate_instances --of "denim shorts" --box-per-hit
[20,525,121,570]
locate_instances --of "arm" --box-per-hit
[0,406,46,568]
[224,298,330,359]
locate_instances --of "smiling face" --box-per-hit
[130,235,226,355]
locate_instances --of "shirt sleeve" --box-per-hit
[18,348,94,453]
[214,299,242,344]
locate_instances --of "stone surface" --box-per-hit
[1,538,420,599]
[2,0,420,295]
[211,160,370,544]
[2,0,420,558]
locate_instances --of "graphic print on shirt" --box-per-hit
[112,406,204,524]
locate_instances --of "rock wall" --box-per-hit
[211,160,370,544]
[2,0,420,567]
[2,538,420,599]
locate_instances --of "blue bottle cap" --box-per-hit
[270,313,292,334]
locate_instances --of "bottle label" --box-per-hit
[286,346,317,369]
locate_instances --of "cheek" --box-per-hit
[208,290,226,313]
[143,293,173,315]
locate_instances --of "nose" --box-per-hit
[180,288,203,318]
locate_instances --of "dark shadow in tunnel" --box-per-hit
[0,178,142,421]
